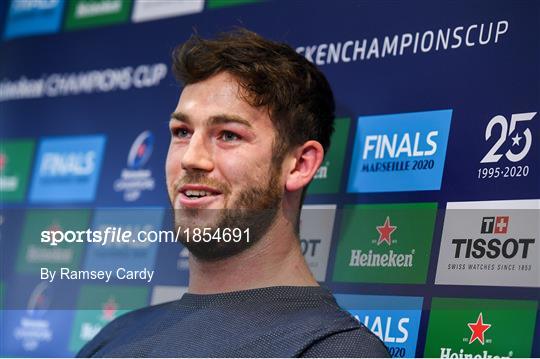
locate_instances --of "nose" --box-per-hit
[181,132,214,172]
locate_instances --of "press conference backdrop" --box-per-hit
[0,0,539,357]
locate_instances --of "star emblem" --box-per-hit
[376,216,397,246]
[468,312,491,345]
[102,297,118,321]
[0,153,6,171]
[511,133,522,146]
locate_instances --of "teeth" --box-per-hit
[185,190,212,197]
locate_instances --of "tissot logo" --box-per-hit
[131,0,204,22]
[348,110,452,192]
[435,200,539,287]
[451,216,534,260]
[151,286,188,305]
[299,205,336,281]
[480,216,509,234]
[30,135,106,203]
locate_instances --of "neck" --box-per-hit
[187,214,318,294]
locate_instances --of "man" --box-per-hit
[77,29,389,358]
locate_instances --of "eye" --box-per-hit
[172,127,191,139]
[220,131,240,142]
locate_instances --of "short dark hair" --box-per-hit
[172,28,335,163]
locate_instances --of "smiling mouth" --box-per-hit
[177,185,223,206]
[183,189,217,199]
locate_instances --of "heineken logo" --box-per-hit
[467,313,491,345]
[313,161,329,179]
[350,215,415,267]
[439,348,513,358]
[349,249,415,267]
[333,203,436,284]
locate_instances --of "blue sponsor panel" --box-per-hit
[347,110,452,193]
[4,0,65,40]
[83,208,164,273]
[96,129,170,206]
[2,309,75,357]
[151,209,189,285]
[1,280,75,357]
[29,135,106,203]
[335,294,423,358]
[0,209,25,280]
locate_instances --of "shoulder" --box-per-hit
[76,301,173,358]
[300,326,390,358]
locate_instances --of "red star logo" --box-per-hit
[468,312,491,345]
[102,297,118,321]
[48,222,62,232]
[0,153,6,171]
[376,216,397,246]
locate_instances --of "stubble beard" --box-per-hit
[172,168,282,261]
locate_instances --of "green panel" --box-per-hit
[16,209,90,273]
[207,0,262,9]
[0,139,34,202]
[65,0,132,31]
[69,285,148,352]
[424,298,537,358]
[307,117,350,194]
[332,202,437,284]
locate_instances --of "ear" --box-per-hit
[284,140,324,192]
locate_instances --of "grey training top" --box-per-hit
[77,286,390,358]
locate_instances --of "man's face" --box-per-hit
[166,72,283,260]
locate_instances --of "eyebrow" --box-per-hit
[170,112,252,129]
